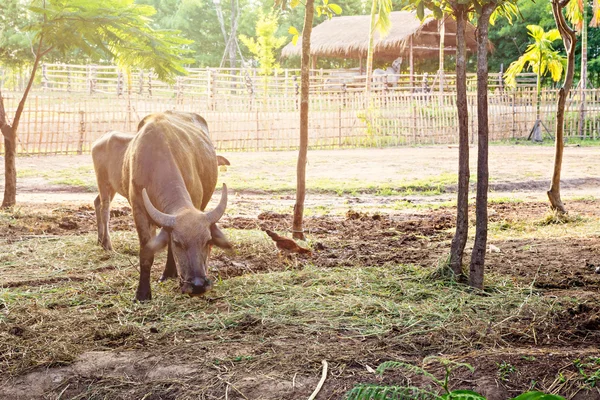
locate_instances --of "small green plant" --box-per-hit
[497,361,517,382]
[346,358,483,400]
[511,393,565,400]
[573,358,600,388]
[346,358,567,400]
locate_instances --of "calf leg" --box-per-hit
[160,242,178,282]
[93,176,115,251]
[132,204,155,302]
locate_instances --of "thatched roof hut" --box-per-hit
[281,11,479,65]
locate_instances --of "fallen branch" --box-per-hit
[308,360,328,400]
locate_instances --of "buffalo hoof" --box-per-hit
[158,273,178,282]
[99,240,113,251]
[135,290,152,302]
[159,268,178,282]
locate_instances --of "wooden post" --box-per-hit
[512,90,516,139]
[42,64,48,91]
[117,69,123,97]
[409,36,414,89]
[67,65,71,92]
[256,109,259,150]
[338,105,342,147]
[77,110,85,155]
[139,70,144,95]
[438,16,445,94]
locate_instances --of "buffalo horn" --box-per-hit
[142,188,176,228]
[205,184,228,224]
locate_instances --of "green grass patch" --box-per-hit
[17,166,97,191]
[489,197,524,205]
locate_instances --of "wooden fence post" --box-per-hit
[256,109,260,150]
[338,104,342,147]
[294,75,300,110]
[139,70,144,95]
[208,69,215,110]
[67,65,71,92]
[117,70,124,97]
[176,76,183,104]
[78,110,85,155]
[42,64,48,91]
[511,90,516,139]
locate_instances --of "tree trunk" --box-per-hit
[548,0,577,213]
[469,4,495,290]
[365,0,378,93]
[449,6,469,277]
[292,0,314,240]
[1,34,46,208]
[229,0,238,70]
[0,93,16,208]
[578,1,587,138]
[1,125,17,208]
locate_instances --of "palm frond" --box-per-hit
[346,384,441,400]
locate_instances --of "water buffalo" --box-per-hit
[373,57,402,89]
[92,111,232,301]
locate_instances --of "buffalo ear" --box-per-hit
[209,224,232,249]
[137,114,153,131]
[144,228,170,254]
[190,113,209,134]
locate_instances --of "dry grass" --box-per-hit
[0,223,566,379]
[3,186,600,397]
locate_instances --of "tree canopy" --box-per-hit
[2,0,600,87]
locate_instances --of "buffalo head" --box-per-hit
[142,184,231,296]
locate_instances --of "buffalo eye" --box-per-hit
[172,237,184,248]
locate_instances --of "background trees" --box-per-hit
[4,0,600,80]
[0,0,191,207]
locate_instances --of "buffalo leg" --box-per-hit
[160,242,178,282]
[94,187,115,251]
[132,204,154,302]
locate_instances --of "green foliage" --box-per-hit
[282,0,342,60]
[573,357,600,387]
[346,384,439,400]
[315,0,342,19]
[239,11,286,76]
[488,0,557,73]
[372,0,393,35]
[511,393,566,400]
[0,0,36,69]
[347,358,476,399]
[497,361,517,381]
[347,357,568,400]
[442,391,486,400]
[28,0,192,80]
[504,25,565,88]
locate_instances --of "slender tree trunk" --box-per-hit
[292,0,314,240]
[548,0,577,213]
[0,93,16,208]
[469,4,495,289]
[229,0,238,70]
[365,0,378,93]
[1,35,46,208]
[449,5,469,277]
[578,1,587,138]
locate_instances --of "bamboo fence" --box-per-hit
[0,64,596,155]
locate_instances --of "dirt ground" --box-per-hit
[2,146,600,399]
